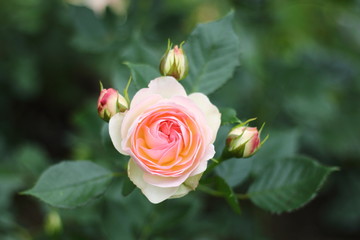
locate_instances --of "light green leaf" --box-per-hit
[247,156,338,213]
[183,11,240,94]
[220,108,241,125]
[23,161,113,208]
[124,62,160,90]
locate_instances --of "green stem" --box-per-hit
[236,193,250,200]
[198,184,249,200]
[197,184,224,197]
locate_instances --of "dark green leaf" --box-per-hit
[213,125,232,159]
[0,175,23,210]
[23,161,113,208]
[248,156,338,213]
[215,176,241,214]
[251,129,299,177]
[202,176,241,214]
[183,11,240,94]
[15,143,48,175]
[124,62,160,90]
[121,177,136,197]
[216,158,252,187]
[69,6,110,52]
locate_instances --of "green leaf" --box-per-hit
[69,6,110,52]
[201,176,241,214]
[247,156,338,213]
[213,125,232,159]
[124,62,160,90]
[215,176,241,214]
[220,108,241,125]
[23,161,113,208]
[15,143,48,176]
[216,158,252,187]
[121,177,136,197]
[251,129,300,177]
[0,175,23,210]
[183,11,240,94]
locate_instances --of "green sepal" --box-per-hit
[99,81,104,91]
[123,76,132,105]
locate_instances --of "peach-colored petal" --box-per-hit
[128,159,178,204]
[189,93,221,143]
[109,112,127,155]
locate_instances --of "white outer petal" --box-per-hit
[189,93,221,143]
[170,173,203,199]
[130,76,186,108]
[109,112,127,155]
[128,159,178,204]
[142,170,191,188]
[148,76,187,98]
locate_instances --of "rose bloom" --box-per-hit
[109,77,221,203]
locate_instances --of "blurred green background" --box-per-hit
[1,0,360,239]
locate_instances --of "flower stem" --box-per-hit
[198,184,249,200]
[236,193,250,200]
[197,184,224,197]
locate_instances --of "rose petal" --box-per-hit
[190,144,215,176]
[130,77,186,109]
[170,173,202,199]
[142,170,191,188]
[189,93,221,143]
[148,76,187,98]
[109,112,127,155]
[128,159,178,204]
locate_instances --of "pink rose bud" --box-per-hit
[159,40,188,81]
[97,85,128,122]
[226,125,264,158]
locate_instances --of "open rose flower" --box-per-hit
[109,77,221,203]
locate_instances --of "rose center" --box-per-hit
[158,120,181,143]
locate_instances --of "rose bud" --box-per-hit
[97,83,128,122]
[226,123,267,158]
[159,40,188,81]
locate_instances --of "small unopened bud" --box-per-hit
[159,40,188,80]
[97,83,128,122]
[44,210,62,236]
[226,121,267,158]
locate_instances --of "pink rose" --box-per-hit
[109,77,221,203]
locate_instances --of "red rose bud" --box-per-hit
[226,123,267,158]
[159,40,188,80]
[97,85,128,122]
